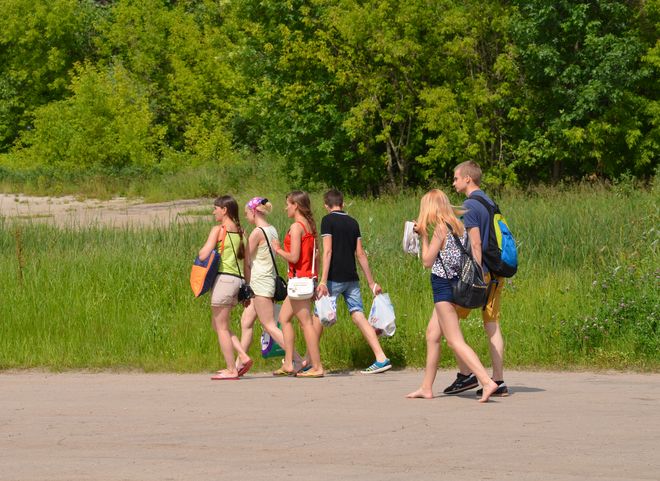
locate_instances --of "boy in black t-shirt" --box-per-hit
[316,189,391,374]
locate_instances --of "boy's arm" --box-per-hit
[356,239,382,295]
[317,235,332,296]
[467,227,482,267]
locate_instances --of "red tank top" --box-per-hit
[284,221,316,279]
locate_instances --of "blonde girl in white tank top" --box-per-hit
[234,197,304,374]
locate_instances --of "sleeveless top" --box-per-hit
[431,229,468,279]
[250,225,278,282]
[218,231,242,278]
[284,221,316,279]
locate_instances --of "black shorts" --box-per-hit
[431,274,458,303]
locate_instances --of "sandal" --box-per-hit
[211,372,239,381]
[296,370,324,378]
[272,367,296,377]
[237,359,253,377]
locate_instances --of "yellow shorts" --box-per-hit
[456,272,504,323]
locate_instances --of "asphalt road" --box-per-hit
[1,369,658,481]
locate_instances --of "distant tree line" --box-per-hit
[1,0,658,193]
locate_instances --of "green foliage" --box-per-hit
[8,62,164,173]
[1,186,658,371]
[0,0,100,151]
[0,0,658,190]
[560,259,659,360]
[511,0,659,181]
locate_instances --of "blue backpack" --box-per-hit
[471,196,518,277]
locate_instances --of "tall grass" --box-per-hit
[0,184,658,372]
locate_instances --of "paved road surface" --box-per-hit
[1,370,658,481]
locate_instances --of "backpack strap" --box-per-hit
[470,194,500,215]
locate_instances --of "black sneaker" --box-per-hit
[476,380,509,397]
[443,372,478,394]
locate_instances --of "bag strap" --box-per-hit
[217,226,227,253]
[259,226,281,278]
[226,232,243,279]
[291,227,316,278]
[437,223,478,278]
[470,194,500,216]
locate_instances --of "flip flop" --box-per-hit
[272,367,296,377]
[237,359,253,377]
[211,373,239,380]
[295,370,324,378]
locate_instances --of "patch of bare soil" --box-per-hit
[0,194,210,227]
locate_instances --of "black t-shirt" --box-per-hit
[320,211,361,282]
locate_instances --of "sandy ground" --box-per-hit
[0,194,208,227]
[1,369,658,481]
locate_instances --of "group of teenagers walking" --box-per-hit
[196,161,510,403]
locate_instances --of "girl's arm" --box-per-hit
[272,223,302,264]
[247,228,264,265]
[198,225,223,261]
[420,224,446,268]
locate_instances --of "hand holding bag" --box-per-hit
[368,291,396,337]
[315,295,337,327]
[259,227,288,302]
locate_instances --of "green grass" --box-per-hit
[1,184,658,372]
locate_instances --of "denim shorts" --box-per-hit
[327,280,364,313]
[431,274,458,304]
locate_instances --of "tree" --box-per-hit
[511,0,658,181]
[0,0,100,152]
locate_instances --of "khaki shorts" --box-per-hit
[456,272,504,323]
[210,274,242,307]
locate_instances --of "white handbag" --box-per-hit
[286,238,316,300]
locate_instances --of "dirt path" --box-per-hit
[0,194,208,227]
[1,369,658,481]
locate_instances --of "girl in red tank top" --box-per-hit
[271,191,324,378]
[283,221,316,279]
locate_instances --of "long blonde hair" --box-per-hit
[416,189,465,240]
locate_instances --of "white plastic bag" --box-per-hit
[368,293,396,337]
[315,295,337,327]
[402,221,420,255]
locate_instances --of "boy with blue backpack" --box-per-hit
[446,161,518,397]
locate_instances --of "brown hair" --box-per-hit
[286,190,317,238]
[455,160,482,186]
[214,195,245,259]
[323,189,343,208]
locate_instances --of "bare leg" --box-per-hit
[211,306,238,377]
[238,302,257,354]
[254,296,303,366]
[278,298,296,373]
[434,302,498,402]
[292,299,323,374]
[485,321,504,381]
[406,310,442,399]
[350,310,387,362]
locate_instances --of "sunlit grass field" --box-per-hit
[1,184,658,372]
